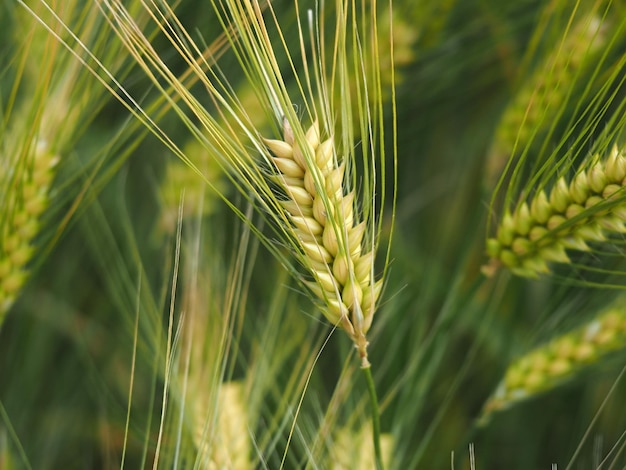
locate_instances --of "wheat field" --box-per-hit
[1,0,626,469]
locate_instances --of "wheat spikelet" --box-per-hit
[160,138,227,232]
[484,145,626,278]
[330,424,394,469]
[193,381,251,469]
[485,12,606,187]
[265,119,382,366]
[482,298,626,418]
[160,82,268,232]
[0,140,59,322]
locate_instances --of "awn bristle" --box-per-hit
[264,119,382,366]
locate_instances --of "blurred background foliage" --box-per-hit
[1,0,626,468]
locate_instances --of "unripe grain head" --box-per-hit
[485,145,626,278]
[266,119,383,364]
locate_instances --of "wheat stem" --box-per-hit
[362,364,384,470]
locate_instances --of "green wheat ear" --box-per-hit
[481,296,626,419]
[160,82,267,232]
[193,381,251,468]
[3,0,151,329]
[329,424,394,470]
[484,145,626,278]
[0,142,59,323]
[485,11,607,188]
[160,136,227,232]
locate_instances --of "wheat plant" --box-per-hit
[0,0,158,329]
[4,0,626,468]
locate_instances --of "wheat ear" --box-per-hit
[330,424,394,470]
[484,145,626,278]
[194,381,251,469]
[482,298,626,418]
[264,119,382,366]
[0,140,59,323]
[485,13,606,188]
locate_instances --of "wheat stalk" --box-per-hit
[482,297,626,418]
[38,1,394,466]
[484,145,626,278]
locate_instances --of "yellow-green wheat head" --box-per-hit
[484,145,626,279]
[482,295,626,419]
[0,139,58,322]
[485,7,609,189]
[2,0,114,326]
[59,0,397,365]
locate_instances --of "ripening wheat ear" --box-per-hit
[81,0,395,366]
[484,10,608,189]
[484,145,626,278]
[330,423,394,469]
[265,119,383,366]
[0,140,59,324]
[47,1,394,463]
[193,381,251,469]
[481,296,626,419]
